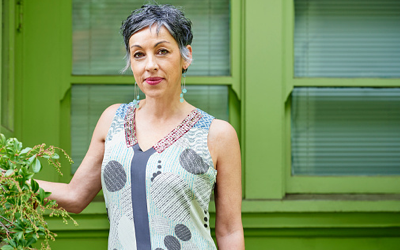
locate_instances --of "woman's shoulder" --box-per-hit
[97,102,134,129]
[207,119,239,167]
[209,119,238,140]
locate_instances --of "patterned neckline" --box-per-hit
[124,105,203,153]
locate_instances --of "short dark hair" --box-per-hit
[121,4,193,72]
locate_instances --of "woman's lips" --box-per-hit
[145,77,163,85]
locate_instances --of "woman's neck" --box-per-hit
[138,95,193,122]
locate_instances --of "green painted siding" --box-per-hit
[5,0,400,249]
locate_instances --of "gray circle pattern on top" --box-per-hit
[175,224,192,241]
[104,160,127,192]
[164,235,181,250]
[179,149,210,175]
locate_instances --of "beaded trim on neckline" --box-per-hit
[124,106,203,153]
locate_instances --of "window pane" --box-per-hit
[72,0,230,76]
[294,0,400,78]
[291,87,400,175]
[71,85,229,173]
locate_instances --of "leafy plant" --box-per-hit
[0,134,77,249]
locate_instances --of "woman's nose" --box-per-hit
[145,55,159,71]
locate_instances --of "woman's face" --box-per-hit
[129,25,192,100]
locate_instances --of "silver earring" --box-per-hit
[134,81,139,108]
[180,72,187,103]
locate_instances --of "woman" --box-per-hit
[38,4,244,250]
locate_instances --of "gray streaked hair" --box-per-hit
[120,4,193,73]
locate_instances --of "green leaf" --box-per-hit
[32,157,41,173]
[30,179,39,193]
[19,147,32,156]
[9,239,16,247]
[5,169,14,177]
[38,188,45,203]
[44,191,52,198]
[51,153,60,159]
[25,237,37,247]
[27,155,36,166]
[15,141,22,152]
[15,231,23,241]
[0,133,6,146]
[1,245,15,250]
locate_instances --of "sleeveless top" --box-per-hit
[101,101,218,250]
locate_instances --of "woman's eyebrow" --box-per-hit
[130,40,170,49]
[130,44,142,49]
[154,40,170,47]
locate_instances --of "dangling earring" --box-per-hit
[180,71,187,103]
[134,81,140,108]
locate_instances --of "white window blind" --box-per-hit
[72,0,230,76]
[294,0,400,78]
[291,87,400,175]
[71,85,229,173]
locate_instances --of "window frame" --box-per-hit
[283,0,400,194]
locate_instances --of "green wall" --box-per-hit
[5,0,400,249]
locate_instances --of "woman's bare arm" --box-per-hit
[36,104,120,213]
[209,119,245,249]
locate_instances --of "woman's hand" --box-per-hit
[209,120,245,249]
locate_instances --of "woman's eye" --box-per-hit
[158,49,169,55]
[133,52,144,58]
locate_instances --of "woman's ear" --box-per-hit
[185,45,193,68]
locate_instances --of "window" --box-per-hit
[294,0,400,78]
[291,87,400,176]
[286,0,400,193]
[70,0,241,174]
[72,0,230,76]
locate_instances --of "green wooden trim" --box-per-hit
[58,0,72,101]
[1,1,2,126]
[18,0,72,181]
[243,228,400,237]
[49,227,400,238]
[14,0,22,140]
[43,230,109,238]
[228,87,244,197]
[283,0,294,101]
[230,0,242,99]
[240,0,246,199]
[288,177,400,194]
[0,126,13,138]
[244,0,285,199]
[285,79,400,101]
[1,0,16,135]
[59,88,72,183]
[78,199,400,215]
[47,204,400,231]
[241,200,400,213]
